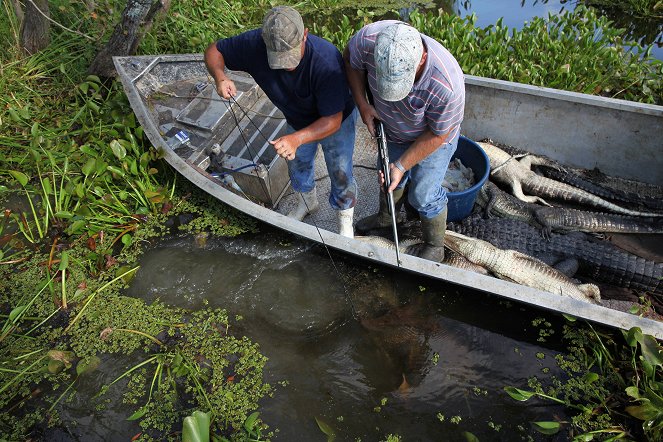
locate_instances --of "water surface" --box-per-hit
[120,227,571,440]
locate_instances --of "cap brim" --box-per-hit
[266,46,301,70]
[376,71,415,102]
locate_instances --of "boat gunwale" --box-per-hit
[465,75,663,117]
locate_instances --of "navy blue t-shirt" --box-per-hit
[216,30,355,131]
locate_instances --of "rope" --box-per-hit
[218,86,359,320]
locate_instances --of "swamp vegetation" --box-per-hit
[1,0,662,440]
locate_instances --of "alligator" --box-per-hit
[447,215,663,299]
[476,180,663,238]
[354,235,489,274]
[538,167,663,213]
[491,141,663,212]
[355,233,597,299]
[360,299,438,390]
[478,141,663,217]
[444,231,601,303]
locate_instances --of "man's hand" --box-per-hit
[378,164,404,193]
[270,134,300,161]
[359,104,379,136]
[216,78,236,99]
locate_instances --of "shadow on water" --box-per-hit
[113,224,574,440]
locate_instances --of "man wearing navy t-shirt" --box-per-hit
[204,6,358,237]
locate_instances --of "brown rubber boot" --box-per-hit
[355,187,406,234]
[409,208,447,262]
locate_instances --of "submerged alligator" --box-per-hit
[444,231,600,303]
[478,141,663,218]
[447,215,663,299]
[476,181,663,237]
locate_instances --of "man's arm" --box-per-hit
[386,128,455,192]
[270,112,343,161]
[204,42,237,99]
[343,46,378,135]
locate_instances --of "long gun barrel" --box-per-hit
[375,120,401,266]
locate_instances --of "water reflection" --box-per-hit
[122,226,570,440]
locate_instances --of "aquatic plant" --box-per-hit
[505,324,663,441]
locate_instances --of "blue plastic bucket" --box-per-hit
[446,136,490,222]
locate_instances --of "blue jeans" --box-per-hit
[387,131,459,219]
[287,109,358,210]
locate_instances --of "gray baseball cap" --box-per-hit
[262,6,305,70]
[374,23,424,101]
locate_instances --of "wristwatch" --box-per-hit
[394,160,406,174]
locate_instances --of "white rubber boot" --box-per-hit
[287,187,319,221]
[337,207,354,238]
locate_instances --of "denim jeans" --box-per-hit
[386,131,459,219]
[286,109,358,210]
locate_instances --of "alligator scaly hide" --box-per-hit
[444,231,600,303]
[478,142,663,217]
[448,215,663,297]
[476,181,663,237]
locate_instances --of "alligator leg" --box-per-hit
[508,177,551,206]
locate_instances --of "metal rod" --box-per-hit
[375,120,401,266]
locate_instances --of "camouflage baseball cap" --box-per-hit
[262,6,305,70]
[374,23,424,101]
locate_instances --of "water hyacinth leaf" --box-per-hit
[110,140,127,160]
[8,305,28,323]
[504,386,536,401]
[145,190,164,203]
[462,431,479,442]
[9,170,29,187]
[116,265,138,283]
[80,145,98,157]
[244,411,259,433]
[58,251,69,271]
[531,421,560,435]
[68,220,87,235]
[19,105,30,120]
[182,410,210,442]
[314,416,336,441]
[121,234,132,247]
[128,159,138,175]
[625,386,641,399]
[582,372,599,384]
[107,165,125,177]
[634,332,663,367]
[75,183,85,198]
[55,211,74,219]
[626,400,659,421]
[82,158,96,177]
[76,356,101,376]
[127,405,148,421]
[48,359,65,374]
[87,101,100,113]
[48,350,75,368]
[8,107,22,122]
[42,176,52,195]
